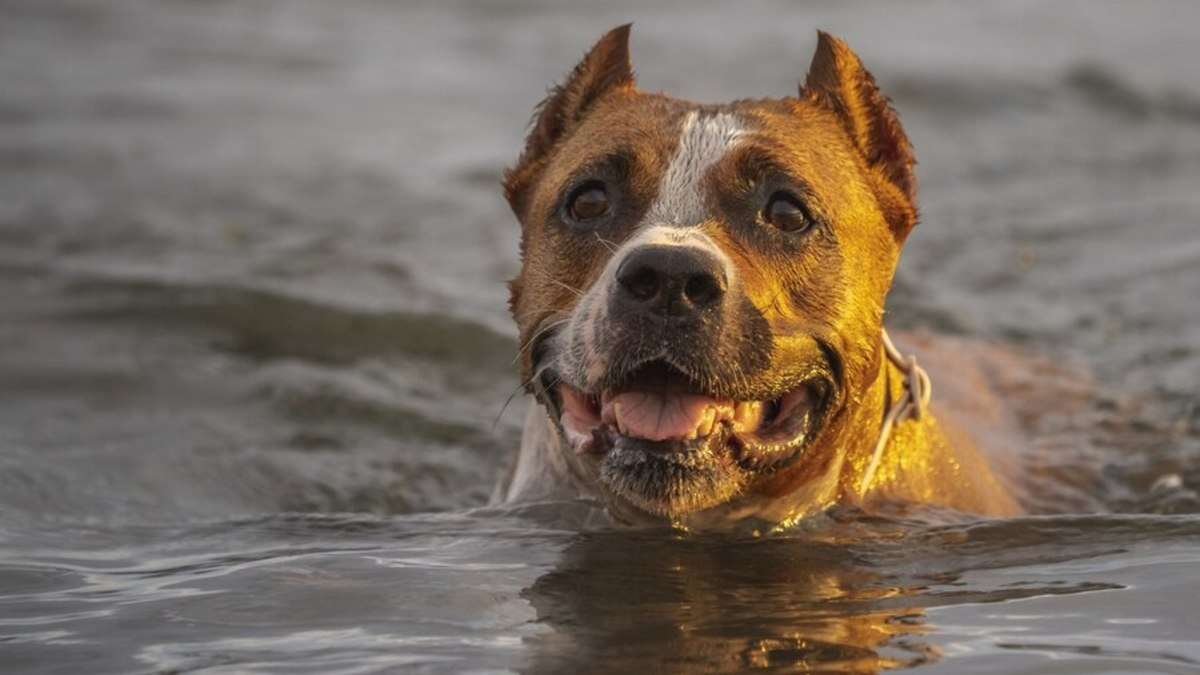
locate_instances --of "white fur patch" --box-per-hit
[616,225,734,279]
[644,111,745,227]
[550,111,745,393]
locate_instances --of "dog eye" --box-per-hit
[763,191,814,233]
[566,182,610,222]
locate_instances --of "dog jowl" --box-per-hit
[501,25,1000,526]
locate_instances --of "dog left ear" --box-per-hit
[804,32,917,219]
[504,24,636,215]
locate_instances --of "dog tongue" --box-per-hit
[602,390,721,442]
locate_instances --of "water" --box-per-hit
[1,0,1199,672]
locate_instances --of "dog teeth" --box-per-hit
[600,398,628,436]
[613,402,626,435]
[588,393,781,442]
[733,401,765,432]
[601,399,617,425]
[694,407,716,439]
[600,396,741,441]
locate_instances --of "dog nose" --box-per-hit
[615,245,727,318]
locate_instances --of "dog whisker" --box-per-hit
[513,316,569,364]
[550,280,585,297]
[593,232,619,253]
[493,362,560,430]
[519,263,587,299]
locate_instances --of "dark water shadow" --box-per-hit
[519,530,935,673]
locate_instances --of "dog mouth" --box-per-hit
[557,361,823,460]
[543,359,830,517]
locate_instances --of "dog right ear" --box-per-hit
[504,24,635,215]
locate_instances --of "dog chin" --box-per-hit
[598,428,749,518]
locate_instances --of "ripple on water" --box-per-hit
[1,510,1199,673]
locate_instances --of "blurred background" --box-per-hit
[3,2,1200,673]
[2,0,1198,522]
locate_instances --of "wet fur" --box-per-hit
[499,25,1021,527]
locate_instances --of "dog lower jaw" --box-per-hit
[598,426,749,518]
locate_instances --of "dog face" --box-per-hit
[505,26,917,521]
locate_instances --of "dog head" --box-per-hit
[505,25,917,522]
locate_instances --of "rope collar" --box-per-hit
[857,329,933,494]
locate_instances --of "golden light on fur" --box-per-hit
[499,25,1020,527]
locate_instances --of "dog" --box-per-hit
[496,25,1025,528]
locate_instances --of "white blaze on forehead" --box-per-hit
[550,112,745,392]
[646,110,746,227]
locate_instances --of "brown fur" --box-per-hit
[501,26,1021,525]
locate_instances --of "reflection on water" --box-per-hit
[4,508,1199,673]
[522,526,936,673]
[519,507,1200,674]
[2,0,1200,672]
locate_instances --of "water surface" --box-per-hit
[2,0,1199,672]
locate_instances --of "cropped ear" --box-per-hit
[504,24,635,214]
[803,31,917,208]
